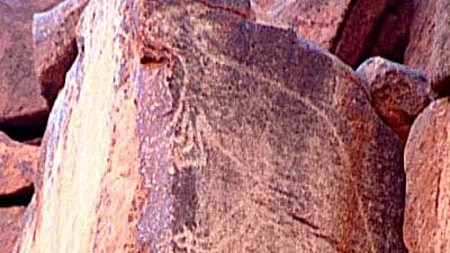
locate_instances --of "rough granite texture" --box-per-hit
[405,0,450,95]
[0,0,48,127]
[0,207,26,253]
[357,57,431,142]
[404,98,450,253]
[15,0,407,252]
[251,0,412,67]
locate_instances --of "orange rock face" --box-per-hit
[357,57,431,142]
[404,98,450,253]
[0,132,37,196]
[15,0,407,252]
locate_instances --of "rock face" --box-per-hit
[0,0,64,133]
[251,0,413,66]
[16,0,407,252]
[357,57,431,142]
[0,207,26,253]
[0,132,37,196]
[0,0,48,127]
[404,98,450,253]
[0,132,36,253]
[33,0,89,104]
[405,0,450,95]
[250,0,352,49]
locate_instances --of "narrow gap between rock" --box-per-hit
[0,122,47,144]
[0,109,48,144]
[0,185,35,207]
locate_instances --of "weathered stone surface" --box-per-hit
[0,207,26,253]
[357,57,430,142]
[405,0,450,94]
[0,0,48,127]
[250,0,352,49]
[0,132,37,196]
[16,0,406,252]
[332,0,394,66]
[33,0,89,103]
[404,98,450,253]
[251,0,412,67]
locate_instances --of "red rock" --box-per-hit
[0,207,26,253]
[332,0,394,66]
[0,0,48,126]
[404,98,450,253]
[357,57,431,142]
[405,0,450,94]
[0,132,38,196]
[251,0,352,49]
[251,0,413,67]
[16,0,406,252]
[366,0,414,64]
[33,0,89,103]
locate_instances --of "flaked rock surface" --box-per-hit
[404,98,450,253]
[16,0,406,252]
[357,57,430,142]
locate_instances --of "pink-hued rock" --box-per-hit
[33,0,89,103]
[357,57,431,142]
[250,0,352,49]
[0,207,26,253]
[16,0,406,252]
[251,0,412,67]
[405,0,450,94]
[404,98,450,253]
[0,0,49,126]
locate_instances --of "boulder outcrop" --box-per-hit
[357,57,431,142]
[15,1,406,252]
[404,98,450,253]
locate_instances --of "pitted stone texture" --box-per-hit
[33,0,89,104]
[250,0,352,49]
[404,98,450,253]
[0,207,26,253]
[16,0,406,252]
[0,132,37,196]
[405,0,450,95]
[251,0,412,67]
[357,57,430,142]
[0,0,48,126]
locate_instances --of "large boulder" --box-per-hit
[404,98,450,253]
[16,0,406,252]
[357,57,430,142]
